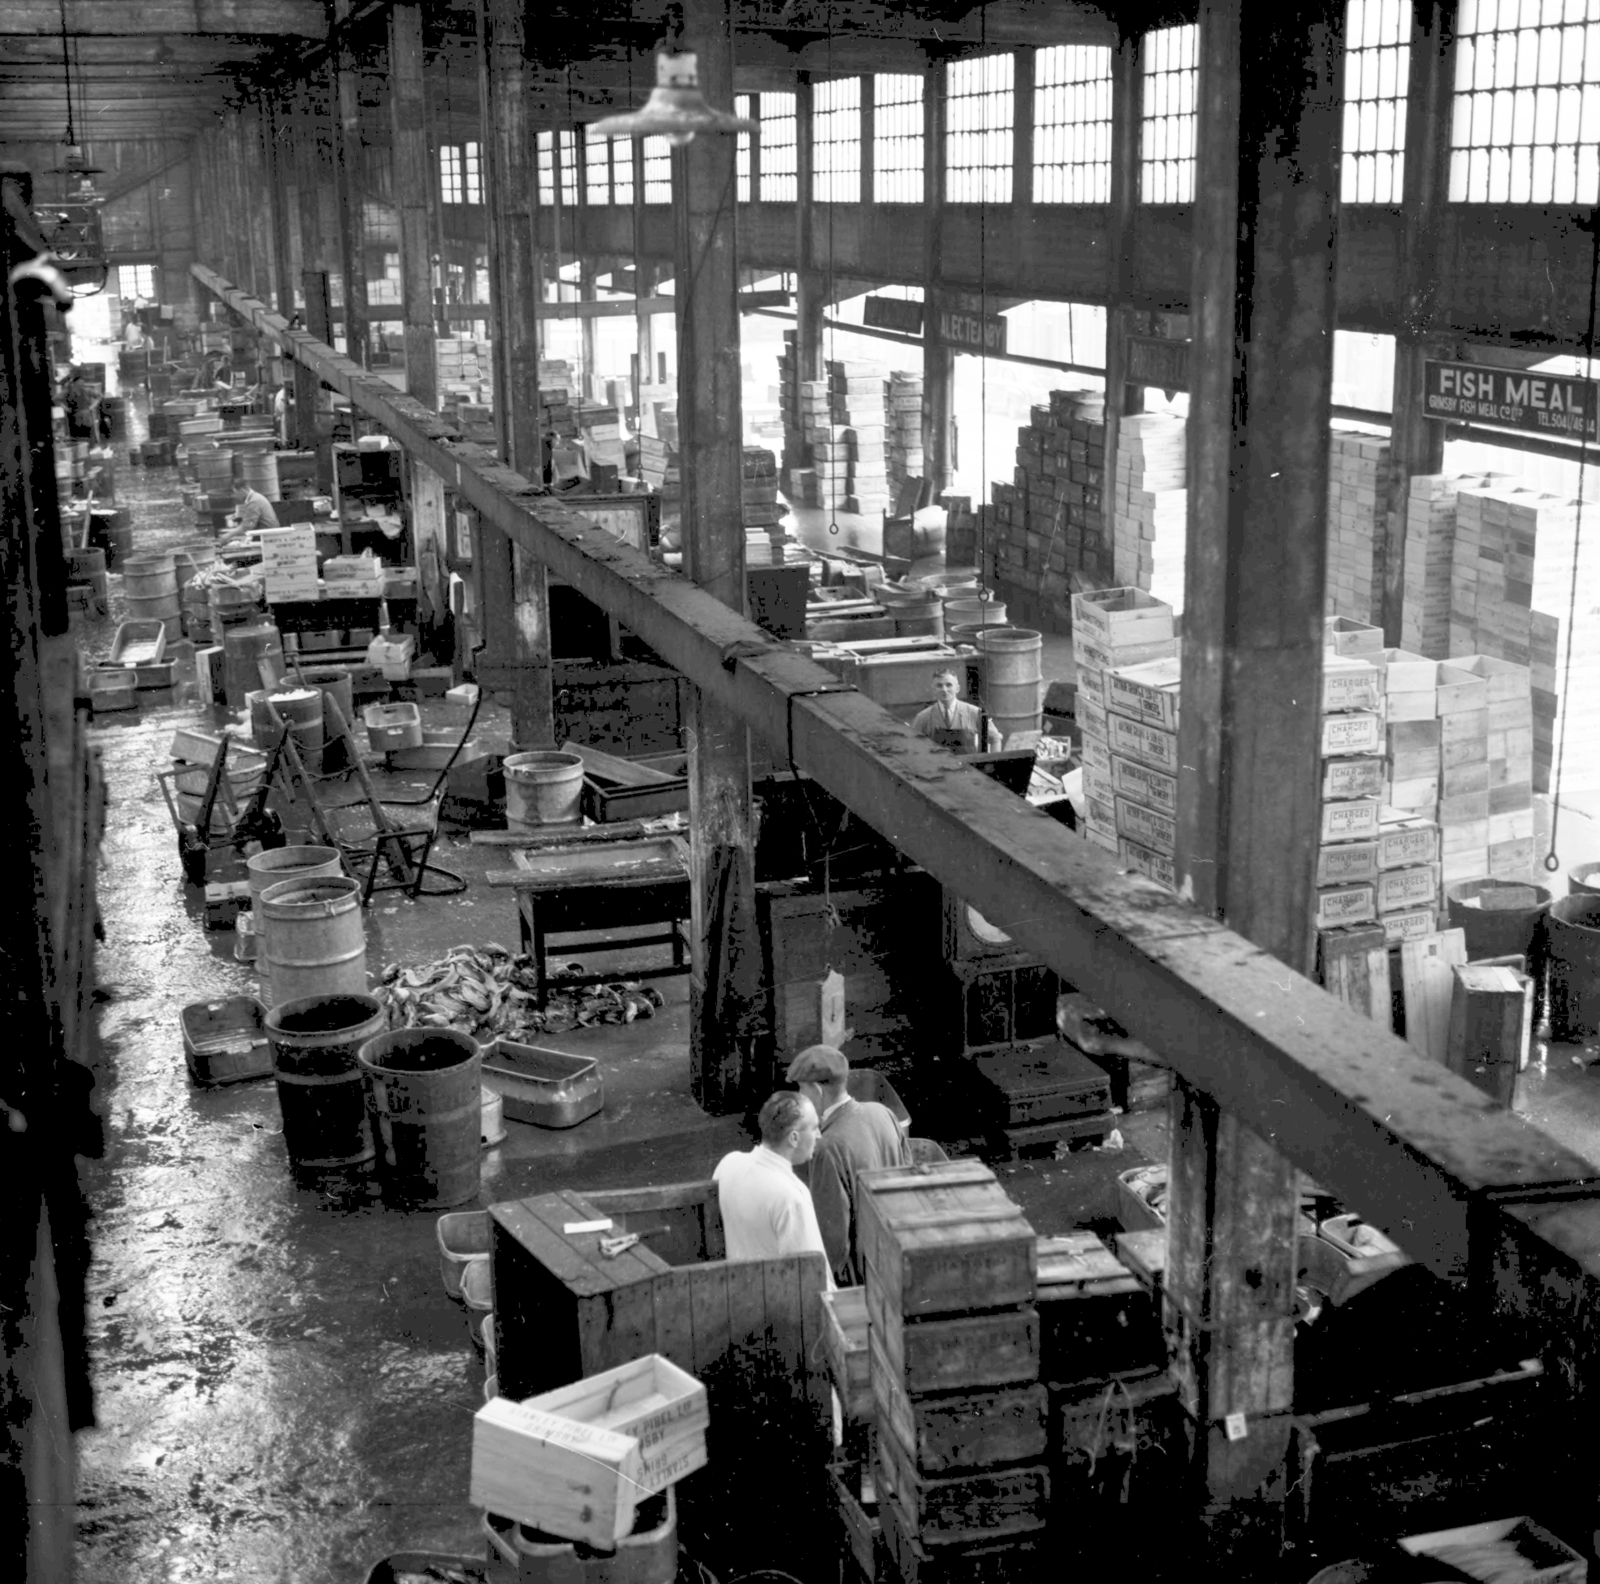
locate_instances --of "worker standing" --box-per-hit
[786,1044,910,1286]
[911,665,1002,753]
[225,479,279,543]
[713,1092,830,1276]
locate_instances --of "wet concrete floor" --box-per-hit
[70,371,1600,1582]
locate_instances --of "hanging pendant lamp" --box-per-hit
[589,52,754,146]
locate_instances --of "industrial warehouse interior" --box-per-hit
[9,1,1600,1581]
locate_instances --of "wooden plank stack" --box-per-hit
[1455,654,1536,878]
[1075,588,1177,876]
[1314,639,1386,935]
[742,445,784,546]
[1111,411,1186,601]
[1325,429,1394,624]
[859,1161,1049,1584]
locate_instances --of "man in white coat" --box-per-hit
[714,1091,829,1272]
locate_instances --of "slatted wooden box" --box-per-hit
[874,1428,1049,1548]
[856,1160,1037,1320]
[877,1480,1043,1584]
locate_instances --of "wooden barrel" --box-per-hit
[258,875,367,1008]
[266,993,384,1171]
[358,1029,483,1208]
[1548,894,1600,1043]
[221,622,282,708]
[239,451,280,498]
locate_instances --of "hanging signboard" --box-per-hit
[931,298,1008,355]
[863,295,925,336]
[1423,359,1600,441]
[1126,334,1190,392]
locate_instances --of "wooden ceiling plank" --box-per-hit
[0,1,328,37]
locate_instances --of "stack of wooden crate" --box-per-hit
[885,373,923,496]
[1314,638,1387,935]
[1111,411,1186,598]
[1069,587,1177,863]
[742,446,784,546]
[828,360,890,517]
[860,1161,1051,1584]
[1325,429,1394,624]
[1457,654,1535,878]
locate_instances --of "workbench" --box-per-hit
[485,831,692,1007]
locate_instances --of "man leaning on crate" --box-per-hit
[787,1044,911,1287]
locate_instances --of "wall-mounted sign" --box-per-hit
[931,298,1007,354]
[1126,333,1190,392]
[863,295,925,336]
[1424,359,1600,441]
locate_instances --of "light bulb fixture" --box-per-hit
[589,52,753,147]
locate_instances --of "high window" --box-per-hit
[1450,0,1600,203]
[1033,44,1112,202]
[585,126,611,205]
[873,73,924,203]
[946,53,1014,203]
[736,96,753,200]
[1343,0,1410,202]
[1141,24,1198,202]
[643,135,672,203]
[438,141,481,204]
[813,77,862,202]
[559,129,579,207]
[119,263,156,299]
[537,131,554,206]
[759,92,798,200]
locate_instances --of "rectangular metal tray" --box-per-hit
[481,1039,604,1128]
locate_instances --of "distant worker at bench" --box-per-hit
[911,665,1001,753]
[714,1091,831,1280]
[224,479,279,543]
[787,1044,910,1286]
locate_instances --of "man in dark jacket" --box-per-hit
[786,1044,910,1286]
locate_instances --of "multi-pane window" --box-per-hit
[1343,0,1409,202]
[585,125,611,205]
[537,131,554,206]
[813,77,862,202]
[643,135,672,203]
[439,143,481,204]
[874,73,924,202]
[119,263,156,299]
[759,92,798,200]
[1141,24,1197,202]
[1033,44,1112,202]
[612,138,634,206]
[736,96,753,200]
[559,129,579,206]
[440,144,463,204]
[1450,0,1600,203]
[947,54,1015,203]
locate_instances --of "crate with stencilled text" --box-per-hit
[1114,793,1175,858]
[1320,797,1382,844]
[1076,691,1108,742]
[1322,653,1381,712]
[1111,755,1177,818]
[1316,840,1379,888]
[1321,710,1383,758]
[866,1283,1041,1396]
[1377,863,1440,915]
[1315,884,1377,929]
[1383,904,1438,943]
[1071,628,1173,677]
[1323,755,1386,801]
[1105,711,1179,775]
[857,1160,1037,1321]
[1119,835,1176,892]
[874,1423,1050,1547]
[1103,655,1181,732]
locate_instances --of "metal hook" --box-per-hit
[827,517,839,536]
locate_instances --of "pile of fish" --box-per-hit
[376,943,664,1040]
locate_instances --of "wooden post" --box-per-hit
[1168,3,1345,1572]
[794,78,824,386]
[293,82,329,451]
[331,0,370,367]
[1381,0,1453,645]
[267,98,296,325]
[477,0,555,752]
[921,52,953,497]
[677,0,757,1114]
[634,261,657,415]
[579,258,599,396]
[390,0,437,413]
[1101,26,1146,531]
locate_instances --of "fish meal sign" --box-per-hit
[1424,359,1600,441]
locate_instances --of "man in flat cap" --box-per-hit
[787,1045,911,1286]
[714,1091,829,1273]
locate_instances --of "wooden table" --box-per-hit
[485,833,692,1007]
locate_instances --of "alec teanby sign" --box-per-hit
[1424,359,1599,441]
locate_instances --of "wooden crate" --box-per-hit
[869,1328,1047,1475]
[877,1483,1043,1584]
[821,1285,873,1425]
[865,1277,1040,1396]
[962,1039,1113,1128]
[829,1455,882,1583]
[1051,1368,1182,1510]
[1036,1232,1164,1387]
[875,1424,1048,1547]
[856,1161,1036,1321]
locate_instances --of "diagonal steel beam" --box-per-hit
[192,258,1600,1282]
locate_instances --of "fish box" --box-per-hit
[1070,587,1175,648]
[1377,863,1439,914]
[1316,841,1379,887]
[363,701,424,752]
[1383,905,1438,942]
[865,1281,1040,1396]
[1320,798,1382,843]
[1321,755,1386,801]
[829,1456,881,1583]
[856,1160,1036,1320]
[1105,711,1179,775]
[1324,616,1383,656]
[1118,835,1177,892]
[1396,1516,1584,1584]
[1322,655,1381,712]
[1036,1231,1163,1386]
[1314,885,1376,929]
[1104,655,1182,732]
[1110,755,1177,818]
[180,995,271,1086]
[1114,794,1176,858]
[481,1040,604,1129]
[965,1038,1113,1128]
[1320,711,1383,758]
[874,1425,1048,1545]
[110,618,168,667]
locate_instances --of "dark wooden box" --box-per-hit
[964,1038,1113,1128]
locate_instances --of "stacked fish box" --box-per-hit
[1455,655,1535,880]
[860,1160,1049,1583]
[1314,633,1387,935]
[1111,412,1186,600]
[742,447,784,554]
[886,373,924,495]
[1070,588,1177,864]
[797,379,833,507]
[828,360,890,517]
[1325,429,1394,624]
